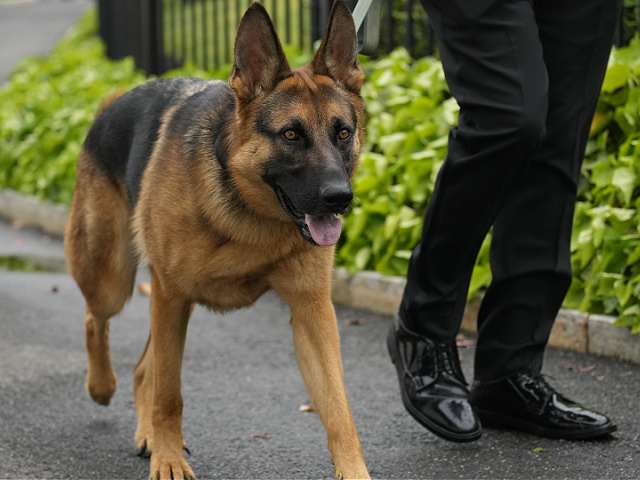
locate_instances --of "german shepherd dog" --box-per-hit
[64,1,370,478]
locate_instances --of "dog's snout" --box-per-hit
[320,183,353,212]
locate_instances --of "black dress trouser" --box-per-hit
[400,0,622,381]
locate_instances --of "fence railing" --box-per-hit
[98,0,638,76]
[99,0,310,75]
[97,0,440,75]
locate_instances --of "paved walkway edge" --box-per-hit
[0,189,68,237]
[2,187,639,364]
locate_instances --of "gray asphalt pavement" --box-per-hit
[0,0,92,83]
[2,221,640,479]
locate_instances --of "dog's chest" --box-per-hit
[166,239,295,312]
[192,274,272,312]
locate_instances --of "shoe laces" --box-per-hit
[517,373,556,408]
[436,342,467,385]
[526,373,555,393]
[406,342,467,391]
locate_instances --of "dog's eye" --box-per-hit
[338,129,351,140]
[283,130,298,141]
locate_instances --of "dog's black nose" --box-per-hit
[320,182,353,212]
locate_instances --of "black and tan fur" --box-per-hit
[63,1,369,479]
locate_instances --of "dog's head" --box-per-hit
[226,0,364,247]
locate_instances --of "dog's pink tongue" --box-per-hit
[305,214,342,246]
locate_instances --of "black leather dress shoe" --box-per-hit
[387,317,482,442]
[469,372,617,440]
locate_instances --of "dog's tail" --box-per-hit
[95,88,127,118]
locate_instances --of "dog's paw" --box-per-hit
[335,472,370,480]
[135,435,153,458]
[86,371,117,406]
[149,453,195,480]
[136,432,190,459]
[334,461,370,480]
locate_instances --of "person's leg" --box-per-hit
[469,0,621,440]
[474,0,622,382]
[399,0,548,340]
[389,0,548,442]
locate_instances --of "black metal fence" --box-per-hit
[97,0,439,75]
[98,0,638,76]
[99,0,310,75]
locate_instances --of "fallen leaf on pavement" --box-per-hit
[569,364,595,373]
[138,282,151,296]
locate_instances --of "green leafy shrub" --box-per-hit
[336,48,495,297]
[336,49,458,276]
[0,11,147,205]
[565,37,640,332]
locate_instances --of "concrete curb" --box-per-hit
[0,189,67,237]
[2,188,639,364]
[330,270,640,365]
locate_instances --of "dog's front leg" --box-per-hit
[276,279,370,480]
[148,272,195,480]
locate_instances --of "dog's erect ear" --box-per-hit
[311,0,364,94]
[229,3,291,102]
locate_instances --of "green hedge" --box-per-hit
[1,9,640,333]
[0,12,146,205]
[566,38,640,331]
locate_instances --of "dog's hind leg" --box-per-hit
[65,150,136,406]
